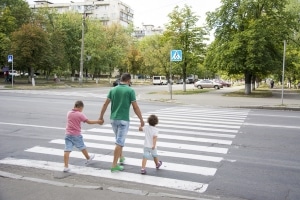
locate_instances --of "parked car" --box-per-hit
[186,77,196,84]
[152,76,168,85]
[112,78,132,87]
[176,79,184,84]
[194,79,223,89]
[9,70,20,77]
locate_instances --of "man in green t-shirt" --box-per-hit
[99,73,144,172]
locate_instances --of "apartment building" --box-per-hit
[133,24,164,39]
[30,0,133,26]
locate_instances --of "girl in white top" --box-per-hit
[139,114,162,174]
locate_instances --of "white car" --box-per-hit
[194,79,223,89]
[9,70,20,77]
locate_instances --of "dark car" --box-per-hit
[113,78,132,87]
[214,79,231,87]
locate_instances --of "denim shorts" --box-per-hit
[143,147,158,159]
[111,120,129,147]
[64,134,86,151]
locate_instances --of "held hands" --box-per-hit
[98,119,104,125]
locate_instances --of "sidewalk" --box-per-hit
[139,86,300,111]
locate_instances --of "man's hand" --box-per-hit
[98,119,104,125]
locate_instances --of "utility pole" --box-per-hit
[80,13,85,84]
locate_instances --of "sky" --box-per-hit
[26,0,221,28]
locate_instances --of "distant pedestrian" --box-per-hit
[99,73,144,172]
[270,80,274,89]
[64,100,103,172]
[5,71,9,82]
[139,114,162,174]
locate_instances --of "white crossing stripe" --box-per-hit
[25,146,217,176]
[134,118,243,129]
[140,115,245,125]
[88,127,233,145]
[0,158,208,193]
[50,139,224,162]
[130,121,238,133]
[81,134,228,154]
[90,127,236,139]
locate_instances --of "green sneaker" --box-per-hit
[111,165,124,172]
[119,157,125,165]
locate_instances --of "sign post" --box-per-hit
[170,50,182,100]
[8,55,13,88]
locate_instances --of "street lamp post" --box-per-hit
[79,13,85,84]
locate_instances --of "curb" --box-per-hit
[0,170,216,200]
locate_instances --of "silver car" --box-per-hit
[194,79,223,89]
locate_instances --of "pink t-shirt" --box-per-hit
[65,109,88,135]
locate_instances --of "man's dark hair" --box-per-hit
[120,73,131,82]
[74,100,84,108]
[148,114,158,126]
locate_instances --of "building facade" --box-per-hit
[133,24,164,39]
[30,0,133,26]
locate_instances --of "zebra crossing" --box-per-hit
[0,106,249,193]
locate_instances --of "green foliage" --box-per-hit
[205,0,299,94]
[138,35,172,77]
[10,23,51,75]
[164,5,208,85]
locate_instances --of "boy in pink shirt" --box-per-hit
[64,100,103,172]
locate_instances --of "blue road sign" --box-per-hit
[170,50,182,62]
[8,55,13,63]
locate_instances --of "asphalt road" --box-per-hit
[0,86,299,200]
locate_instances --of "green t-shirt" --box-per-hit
[107,84,136,121]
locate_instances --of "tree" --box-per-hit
[138,35,172,78]
[205,0,298,94]
[56,12,82,77]
[0,0,31,66]
[100,23,132,78]
[164,5,207,91]
[10,23,51,81]
[84,19,108,77]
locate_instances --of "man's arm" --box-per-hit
[132,101,144,127]
[99,98,111,122]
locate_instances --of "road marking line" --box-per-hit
[25,146,217,176]
[0,158,208,193]
[0,122,65,130]
[141,114,246,123]
[132,117,243,127]
[88,127,232,145]
[81,134,229,154]
[90,126,236,139]
[50,139,224,162]
[243,123,300,129]
[130,121,238,133]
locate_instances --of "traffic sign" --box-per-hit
[170,50,182,62]
[8,55,13,63]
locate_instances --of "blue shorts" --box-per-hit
[143,147,158,159]
[110,120,129,147]
[64,134,86,151]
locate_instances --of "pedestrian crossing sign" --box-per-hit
[170,50,182,62]
[8,55,13,63]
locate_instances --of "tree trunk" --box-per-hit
[251,74,256,91]
[244,71,252,95]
